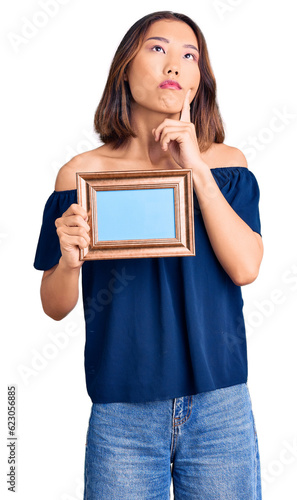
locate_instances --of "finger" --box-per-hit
[180,89,191,122]
[59,233,90,250]
[153,119,182,142]
[56,214,90,231]
[63,203,88,221]
[57,226,91,242]
[160,129,186,150]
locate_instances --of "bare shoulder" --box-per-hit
[223,144,248,168]
[205,143,248,169]
[54,155,82,191]
[216,144,262,247]
[54,148,105,191]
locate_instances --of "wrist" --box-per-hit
[59,255,83,273]
[191,160,211,176]
[191,162,214,189]
[192,163,219,209]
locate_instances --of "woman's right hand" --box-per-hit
[55,203,90,270]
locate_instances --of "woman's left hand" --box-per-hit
[152,89,203,169]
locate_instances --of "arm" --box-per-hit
[192,152,264,286]
[40,158,90,320]
[40,259,81,321]
[152,92,263,287]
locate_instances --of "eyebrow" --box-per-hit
[145,36,199,53]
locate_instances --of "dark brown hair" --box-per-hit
[94,11,225,152]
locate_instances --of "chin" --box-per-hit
[156,97,179,112]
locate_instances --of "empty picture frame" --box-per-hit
[76,169,195,260]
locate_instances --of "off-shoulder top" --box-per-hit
[34,167,262,404]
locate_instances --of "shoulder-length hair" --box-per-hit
[94,11,225,152]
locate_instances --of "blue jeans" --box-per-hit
[83,383,262,499]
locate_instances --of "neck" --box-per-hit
[117,102,181,165]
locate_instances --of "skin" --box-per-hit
[40,19,264,321]
[122,19,200,165]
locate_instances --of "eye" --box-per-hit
[184,53,197,61]
[152,45,165,53]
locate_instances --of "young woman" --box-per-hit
[34,11,263,499]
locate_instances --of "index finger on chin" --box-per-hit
[180,89,191,122]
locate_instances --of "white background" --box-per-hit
[1,0,297,498]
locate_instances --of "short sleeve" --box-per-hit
[213,167,262,237]
[33,190,77,271]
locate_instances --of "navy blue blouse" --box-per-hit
[34,167,262,404]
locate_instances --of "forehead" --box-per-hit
[144,19,197,45]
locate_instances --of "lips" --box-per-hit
[159,80,182,90]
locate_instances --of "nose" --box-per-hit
[167,68,179,75]
[164,62,179,76]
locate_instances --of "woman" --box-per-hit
[34,11,263,499]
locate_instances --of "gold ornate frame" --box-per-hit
[76,169,195,260]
